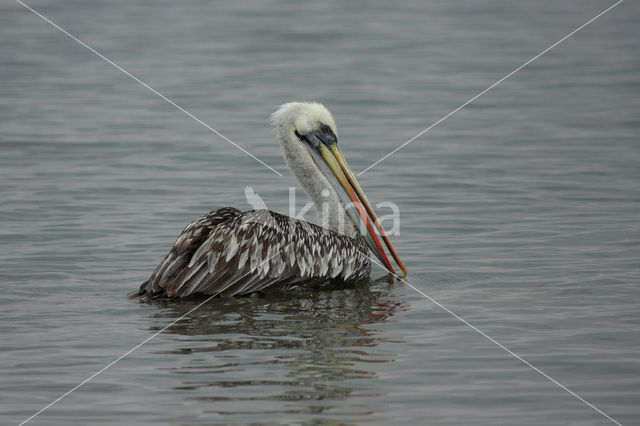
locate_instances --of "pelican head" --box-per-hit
[272,102,406,277]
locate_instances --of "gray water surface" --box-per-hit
[1,0,639,424]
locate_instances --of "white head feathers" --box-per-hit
[271,102,337,138]
[270,102,358,236]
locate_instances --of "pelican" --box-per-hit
[130,102,406,300]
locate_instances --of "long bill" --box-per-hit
[319,144,408,277]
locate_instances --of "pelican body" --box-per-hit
[131,102,405,300]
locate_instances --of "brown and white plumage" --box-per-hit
[134,208,370,299]
[130,102,405,300]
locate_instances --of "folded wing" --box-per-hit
[133,208,370,299]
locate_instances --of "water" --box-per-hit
[1,0,639,424]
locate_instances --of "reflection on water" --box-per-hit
[146,281,408,418]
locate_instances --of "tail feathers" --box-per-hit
[127,280,149,299]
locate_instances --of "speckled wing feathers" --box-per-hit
[134,208,371,299]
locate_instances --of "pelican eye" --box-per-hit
[320,124,331,134]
